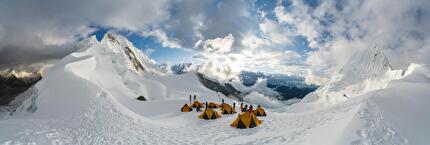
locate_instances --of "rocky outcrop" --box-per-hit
[106,33,145,72]
[196,72,242,101]
[0,72,41,106]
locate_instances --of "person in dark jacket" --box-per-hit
[240,102,243,110]
[242,105,248,112]
[233,102,236,110]
[248,105,253,113]
[196,105,201,112]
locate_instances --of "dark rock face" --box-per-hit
[107,33,145,72]
[0,74,41,106]
[171,63,193,74]
[196,72,242,101]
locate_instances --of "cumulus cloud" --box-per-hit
[196,42,305,82]
[202,34,235,54]
[243,91,283,108]
[274,1,322,48]
[145,29,182,48]
[198,54,244,82]
[161,0,252,50]
[231,78,279,97]
[259,19,293,46]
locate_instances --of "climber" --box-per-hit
[196,105,202,112]
[240,102,243,110]
[248,105,253,113]
[242,105,248,112]
[194,94,197,101]
[233,102,236,110]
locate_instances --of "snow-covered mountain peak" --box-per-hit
[98,33,162,74]
[75,35,98,51]
[1,33,218,118]
[160,62,196,74]
[340,45,392,81]
[302,45,407,105]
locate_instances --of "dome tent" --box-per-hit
[231,112,262,129]
[191,101,204,108]
[208,102,219,109]
[254,106,267,116]
[220,104,236,114]
[219,103,230,109]
[181,104,193,112]
[198,108,221,120]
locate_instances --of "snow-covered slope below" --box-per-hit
[297,64,430,145]
[1,34,429,145]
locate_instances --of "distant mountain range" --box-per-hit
[239,71,317,100]
[161,63,318,100]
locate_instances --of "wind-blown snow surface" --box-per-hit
[1,34,430,145]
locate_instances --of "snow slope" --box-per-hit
[1,34,429,145]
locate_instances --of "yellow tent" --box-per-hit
[198,108,222,120]
[208,102,219,109]
[231,112,262,129]
[254,107,267,116]
[191,101,204,108]
[219,103,229,109]
[220,104,237,114]
[181,104,193,112]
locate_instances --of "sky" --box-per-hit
[0,0,429,85]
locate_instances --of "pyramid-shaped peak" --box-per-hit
[102,32,124,45]
[339,45,392,80]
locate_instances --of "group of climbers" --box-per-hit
[229,102,266,129]
[180,94,267,129]
[239,103,266,116]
